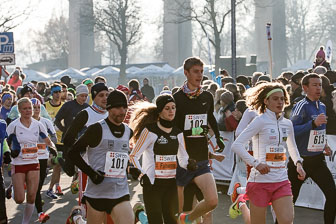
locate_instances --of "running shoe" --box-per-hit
[178,213,192,224]
[55,185,64,196]
[70,180,79,194]
[5,185,12,199]
[229,194,245,219]
[133,202,145,223]
[231,182,241,203]
[46,189,58,199]
[66,206,82,224]
[38,212,50,223]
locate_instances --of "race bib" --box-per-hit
[265,145,286,168]
[307,129,326,152]
[155,155,177,179]
[184,114,207,130]
[37,143,47,156]
[104,152,128,178]
[20,143,38,160]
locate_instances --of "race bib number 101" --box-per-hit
[184,114,207,130]
[104,152,129,178]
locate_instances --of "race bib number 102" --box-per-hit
[184,114,207,130]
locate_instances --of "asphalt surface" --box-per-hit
[4,166,326,224]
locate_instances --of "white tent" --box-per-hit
[91,66,120,88]
[91,66,119,77]
[162,64,175,73]
[172,66,184,75]
[85,67,100,76]
[23,69,51,82]
[282,60,313,72]
[126,66,141,76]
[80,67,91,72]
[53,67,87,82]
[48,69,62,76]
[136,65,165,75]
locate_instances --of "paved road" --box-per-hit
[4,167,325,224]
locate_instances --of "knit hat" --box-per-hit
[220,91,234,105]
[156,94,175,113]
[116,85,129,93]
[20,86,33,97]
[75,84,89,96]
[83,78,94,86]
[91,83,108,100]
[316,46,325,59]
[61,75,71,84]
[106,89,128,110]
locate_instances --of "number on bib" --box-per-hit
[265,145,286,168]
[20,143,38,160]
[184,114,207,130]
[307,130,326,152]
[104,152,129,178]
[155,155,177,179]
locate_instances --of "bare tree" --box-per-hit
[286,0,329,64]
[94,0,142,84]
[0,1,32,32]
[33,15,69,60]
[172,0,244,75]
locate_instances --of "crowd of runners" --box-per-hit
[0,47,336,224]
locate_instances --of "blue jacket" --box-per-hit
[290,97,326,156]
[0,119,7,166]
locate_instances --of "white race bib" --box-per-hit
[20,143,38,160]
[104,152,128,178]
[155,155,177,179]
[265,145,286,168]
[37,143,47,156]
[307,129,326,152]
[184,114,207,130]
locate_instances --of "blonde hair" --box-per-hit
[245,83,290,114]
[17,97,32,110]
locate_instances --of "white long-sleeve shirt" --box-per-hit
[235,108,258,137]
[130,123,189,184]
[231,109,302,183]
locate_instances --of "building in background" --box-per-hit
[163,0,192,68]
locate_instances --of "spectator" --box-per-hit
[208,82,219,97]
[221,77,234,87]
[60,75,76,90]
[289,71,305,105]
[224,83,241,102]
[313,66,327,75]
[7,70,22,91]
[313,46,331,70]
[220,69,230,77]
[251,72,263,86]
[236,83,246,99]
[236,75,250,89]
[217,90,241,132]
[129,79,146,102]
[141,78,155,102]
[320,75,336,135]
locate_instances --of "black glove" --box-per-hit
[187,159,198,171]
[216,136,225,153]
[10,150,20,158]
[3,151,11,164]
[49,146,57,157]
[140,174,151,187]
[88,170,105,185]
[129,167,141,180]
